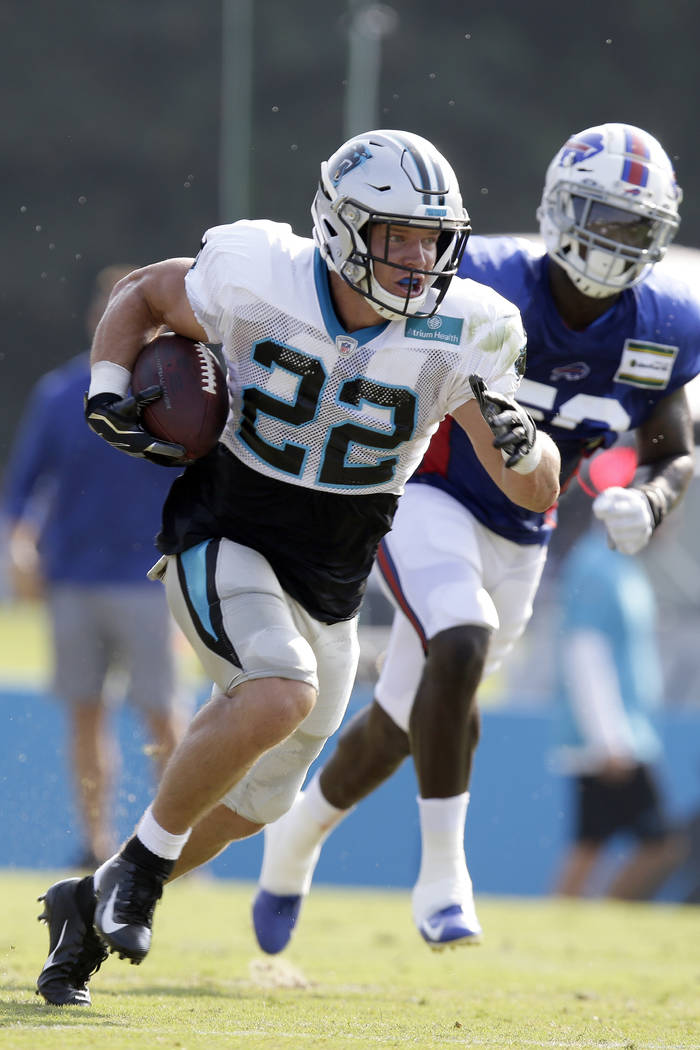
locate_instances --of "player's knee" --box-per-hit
[363,701,410,764]
[258,679,317,745]
[280,679,317,727]
[425,624,491,696]
[227,622,319,745]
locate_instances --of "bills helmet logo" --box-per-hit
[559,132,604,167]
[550,362,590,382]
[331,144,373,186]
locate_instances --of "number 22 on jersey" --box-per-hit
[238,340,417,487]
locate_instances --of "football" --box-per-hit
[131,333,229,462]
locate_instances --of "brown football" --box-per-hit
[131,333,229,462]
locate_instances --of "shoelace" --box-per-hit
[46,923,108,984]
[72,931,109,982]
[114,868,165,926]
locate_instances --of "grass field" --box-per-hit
[1,871,698,1049]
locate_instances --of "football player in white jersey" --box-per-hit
[250,123,698,956]
[35,129,559,1005]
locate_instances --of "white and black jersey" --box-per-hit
[158,220,525,622]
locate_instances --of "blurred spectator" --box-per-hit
[550,491,683,899]
[1,266,188,867]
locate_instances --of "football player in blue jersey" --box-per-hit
[252,123,699,953]
[34,129,559,1005]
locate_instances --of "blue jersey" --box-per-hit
[412,235,700,544]
[2,353,176,584]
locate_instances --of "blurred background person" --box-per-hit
[550,454,683,899]
[1,266,188,867]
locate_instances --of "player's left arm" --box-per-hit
[634,385,695,509]
[452,383,560,512]
[593,386,694,554]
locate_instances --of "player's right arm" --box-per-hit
[85,259,208,463]
[90,258,207,369]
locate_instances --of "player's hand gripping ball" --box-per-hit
[131,333,229,463]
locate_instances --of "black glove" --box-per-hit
[469,374,537,469]
[84,386,186,466]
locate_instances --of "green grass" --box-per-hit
[0,601,51,685]
[1,871,698,1049]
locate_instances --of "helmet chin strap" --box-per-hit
[555,233,649,298]
[547,258,622,328]
[569,273,624,300]
[566,255,627,298]
[341,254,435,320]
[367,259,434,319]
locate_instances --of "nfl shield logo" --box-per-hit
[336,335,358,355]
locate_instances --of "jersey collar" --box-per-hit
[313,248,388,345]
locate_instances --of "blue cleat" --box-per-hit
[252,890,302,954]
[418,903,483,951]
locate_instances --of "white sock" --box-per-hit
[136,805,192,859]
[412,792,474,925]
[259,771,351,896]
[93,808,192,893]
[304,771,349,828]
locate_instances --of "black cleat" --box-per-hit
[94,855,166,963]
[36,878,108,1006]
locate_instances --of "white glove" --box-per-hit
[592,486,654,555]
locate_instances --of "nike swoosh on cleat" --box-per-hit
[421,915,480,942]
[421,917,452,941]
[43,919,68,968]
[99,885,128,934]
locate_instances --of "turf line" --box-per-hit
[15,1027,700,1049]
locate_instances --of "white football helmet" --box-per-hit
[312,129,471,320]
[537,123,682,298]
